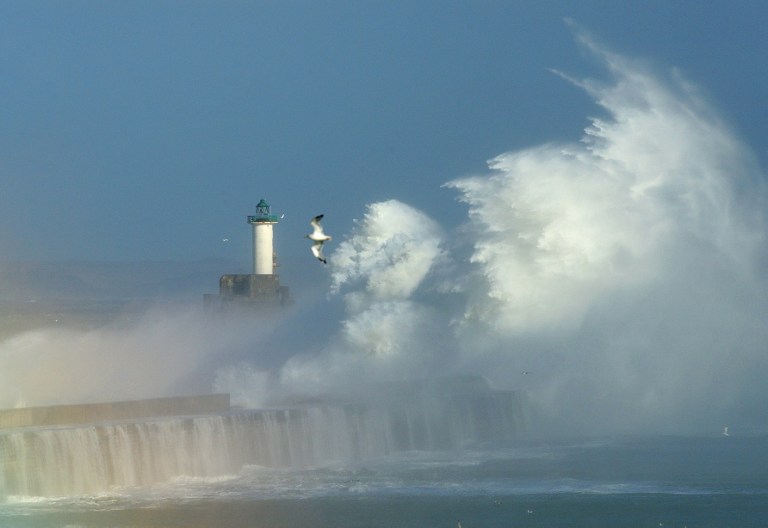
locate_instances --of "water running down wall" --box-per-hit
[0,387,524,497]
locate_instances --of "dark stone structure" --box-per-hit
[203,274,291,310]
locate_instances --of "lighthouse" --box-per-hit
[247,198,279,275]
[204,198,291,311]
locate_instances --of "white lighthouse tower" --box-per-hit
[247,198,279,275]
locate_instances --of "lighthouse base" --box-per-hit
[204,274,291,311]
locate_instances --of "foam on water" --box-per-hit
[1,435,765,528]
[3,436,761,512]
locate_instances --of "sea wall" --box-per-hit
[0,394,230,430]
[0,389,526,497]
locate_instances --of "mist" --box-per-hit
[0,302,288,409]
[3,30,767,437]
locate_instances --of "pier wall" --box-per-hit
[0,393,230,429]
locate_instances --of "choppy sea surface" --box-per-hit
[1,434,765,528]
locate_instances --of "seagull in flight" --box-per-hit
[723,426,729,437]
[307,214,332,264]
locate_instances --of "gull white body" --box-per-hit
[307,214,332,264]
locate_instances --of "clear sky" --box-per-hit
[1,0,766,268]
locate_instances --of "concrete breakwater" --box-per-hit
[0,382,525,497]
[0,394,231,429]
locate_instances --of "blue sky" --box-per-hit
[1,0,766,271]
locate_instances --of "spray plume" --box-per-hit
[247,30,768,434]
[442,31,768,433]
[269,200,447,401]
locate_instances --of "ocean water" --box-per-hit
[1,434,765,528]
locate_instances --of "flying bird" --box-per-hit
[307,214,332,264]
[723,426,729,437]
